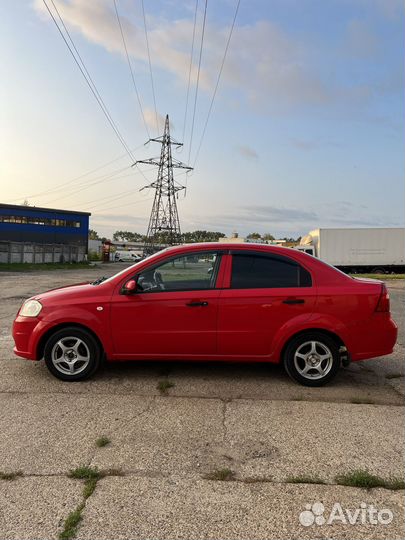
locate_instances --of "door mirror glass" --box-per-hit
[123,279,137,294]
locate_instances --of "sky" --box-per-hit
[0,0,404,239]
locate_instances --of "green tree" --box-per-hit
[113,230,143,242]
[182,230,226,243]
[246,232,262,240]
[88,229,100,240]
[262,233,275,241]
[281,236,301,243]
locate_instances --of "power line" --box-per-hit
[93,196,155,214]
[5,145,146,204]
[181,0,199,144]
[141,0,159,135]
[193,0,240,167]
[113,0,150,139]
[79,171,159,210]
[42,0,135,162]
[42,162,156,208]
[187,0,208,164]
[80,168,187,212]
[8,145,148,204]
[40,166,131,205]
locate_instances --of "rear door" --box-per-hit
[217,251,316,357]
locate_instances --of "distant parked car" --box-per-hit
[114,250,142,262]
[13,243,397,386]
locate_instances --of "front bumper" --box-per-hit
[12,316,49,360]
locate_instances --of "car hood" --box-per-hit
[34,282,98,303]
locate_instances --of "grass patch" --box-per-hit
[157,380,175,395]
[335,470,405,490]
[350,398,375,405]
[61,466,124,539]
[286,475,326,485]
[386,373,403,379]
[59,503,85,540]
[203,468,235,481]
[82,478,98,500]
[95,436,111,448]
[0,262,93,272]
[243,476,273,484]
[0,470,23,481]
[68,466,101,481]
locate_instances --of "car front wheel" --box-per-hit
[283,332,340,387]
[43,327,102,381]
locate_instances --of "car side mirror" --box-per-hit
[123,279,137,294]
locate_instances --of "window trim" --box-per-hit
[123,250,225,294]
[229,250,313,289]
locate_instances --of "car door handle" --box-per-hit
[186,301,209,307]
[283,298,305,305]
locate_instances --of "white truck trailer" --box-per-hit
[296,228,405,273]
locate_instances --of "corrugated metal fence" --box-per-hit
[0,241,86,264]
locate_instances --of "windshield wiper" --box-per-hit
[92,276,107,285]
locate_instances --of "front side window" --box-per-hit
[231,253,312,289]
[137,252,221,292]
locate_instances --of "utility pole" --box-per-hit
[135,114,193,256]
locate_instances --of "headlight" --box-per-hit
[20,300,42,318]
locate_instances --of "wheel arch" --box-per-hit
[37,323,105,360]
[279,328,346,365]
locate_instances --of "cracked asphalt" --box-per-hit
[0,265,403,539]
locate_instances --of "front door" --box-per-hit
[110,251,223,357]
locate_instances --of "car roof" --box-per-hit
[106,241,351,287]
[164,242,295,254]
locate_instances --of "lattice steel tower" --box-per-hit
[136,115,193,255]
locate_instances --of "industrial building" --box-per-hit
[0,203,90,264]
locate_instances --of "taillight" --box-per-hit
[375,284,390,312]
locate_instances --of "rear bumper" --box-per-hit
[12,317,49,361]
[349,315,398,361]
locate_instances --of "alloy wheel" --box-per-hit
[293,340,333,380]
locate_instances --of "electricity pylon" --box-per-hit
[135,114,193,256]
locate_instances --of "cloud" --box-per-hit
[143,108,167,134]
[235,145,259,160]
[182,205,319,235]
[240,205,318,223]
[33,1,333,111]
[182,201,401,238]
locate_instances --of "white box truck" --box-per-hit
[296,228,405,273]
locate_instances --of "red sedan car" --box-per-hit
[12,243,397,386]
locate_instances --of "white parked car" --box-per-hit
[114,250,142,262]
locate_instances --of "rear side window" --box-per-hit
[231,253,312,289]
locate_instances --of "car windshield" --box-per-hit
[99,248,171,285]
[91,276,108,285]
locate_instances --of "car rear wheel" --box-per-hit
[44,327,101,381]
[283,332,340,387]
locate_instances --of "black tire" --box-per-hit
[371,267,386,275]
[283,332,340,387]
[44,326,102,382]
